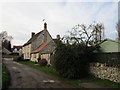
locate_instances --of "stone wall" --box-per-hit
[89,62,120,83]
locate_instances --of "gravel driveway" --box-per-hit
[3,58,72,88]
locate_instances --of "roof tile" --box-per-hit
[32,41,51,53]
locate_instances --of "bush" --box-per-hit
[39,59,47,66]
[51,40,89,79]
[34,61,38,64]
[13,56,24,61]
[17,56,24,61]
[47,64,51,67]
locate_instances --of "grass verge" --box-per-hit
[18,60,120,88]
[2,63,10,89]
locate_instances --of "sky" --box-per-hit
[0,0,119,46]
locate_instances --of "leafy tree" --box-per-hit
[51,39,89,78]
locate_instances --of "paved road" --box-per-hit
[3,58,72,88]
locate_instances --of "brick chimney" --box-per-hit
[44,22,47,30]
[56,34,60,39]
[31,32,35,37]
[43,23,47,42]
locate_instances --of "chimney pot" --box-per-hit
[31,32,35,37]
[56,34,60,39]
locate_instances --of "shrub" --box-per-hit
[39,59,47,66]
[13,56,24,61]
[34,61,38,64]
[17,56,24,61]
[24,59,30,61]
[51,40,89,79]
[47,64,51,67]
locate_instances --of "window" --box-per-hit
[19,49,22,51]
[14,48,17,51]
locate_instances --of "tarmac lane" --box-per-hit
[3,58,72,88]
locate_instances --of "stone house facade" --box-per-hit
[22,44,31,59]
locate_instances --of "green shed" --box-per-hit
[99,39,120,53]
[93,39,120,66]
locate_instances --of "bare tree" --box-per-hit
[0,31,13,42]
[63,22,104,46]
[0,31,13,51]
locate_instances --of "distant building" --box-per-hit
[13,46,22,56]
[93,39,120,64]
[2,47,12,55]
[22,23,56,64]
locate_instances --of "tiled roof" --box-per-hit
[23,30,44,46]
[32,41,51,53]
[13,46,22,49]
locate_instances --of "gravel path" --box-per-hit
[3,58,72,88]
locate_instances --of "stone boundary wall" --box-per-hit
[89,62,120,83]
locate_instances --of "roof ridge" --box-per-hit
[104,38,120,44]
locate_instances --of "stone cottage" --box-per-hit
[22,23,55,64]
[31,40,55,64]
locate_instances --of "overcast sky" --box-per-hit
[0,0,118,46]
